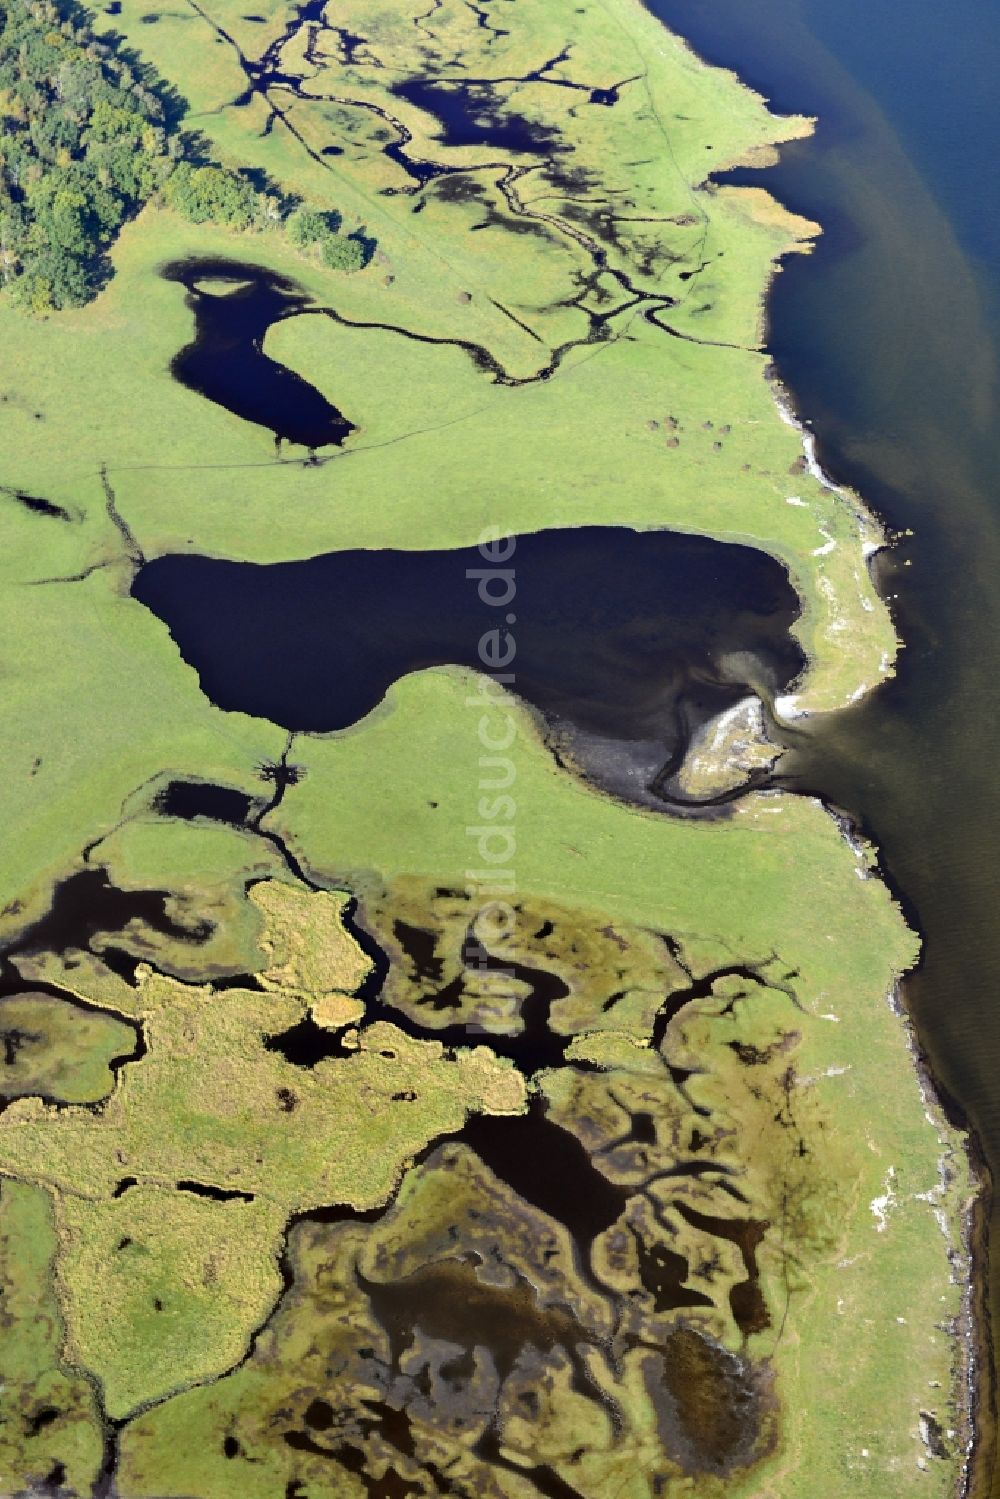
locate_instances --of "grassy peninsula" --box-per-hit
[0,0,976,1493]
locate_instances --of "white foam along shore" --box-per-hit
[768,367,897,722]
[697,34,983,1480]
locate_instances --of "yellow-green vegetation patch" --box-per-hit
[249,878,373,999]
[0,990,523,1205]
[56,1188,286,1418]
[0,882,525,1416]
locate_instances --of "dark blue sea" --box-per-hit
[649,0,1000,1486]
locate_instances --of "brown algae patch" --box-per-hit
[116,1144,777,1494]
[370,877,687,1042]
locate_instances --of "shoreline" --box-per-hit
[760,181,991,1499]
[962,1130,997,1496]
[887,973,988,1494]
[765,160,988,1499]
[657,11,897,720]
[650,5,987,1487]
[765,154,988,1499]
[789,776,992,1491]
[767,337,898,722]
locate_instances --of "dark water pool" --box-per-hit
[131,526,804,800]
[392,77,559,154]
[162,258,355,449]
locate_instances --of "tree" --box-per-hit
[288,205,368,272]
[0,0,375,312]
[0,0,176,309]
[163,161,263,231]
[287,206,338,246]
[321,233,365,272]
